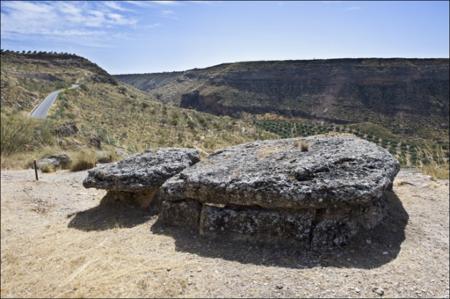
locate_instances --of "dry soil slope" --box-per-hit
[0,168,448,298]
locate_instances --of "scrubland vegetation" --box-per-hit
[0,51,275,171]
[1,51,447,178]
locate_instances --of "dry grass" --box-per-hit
[418,146,449,179]
[420,162,449,179]
[52,82,276,155]
[1,221,193,298]
[0,146,61,169]
[1,169,449,298]
[294,140,309,152]
[96,150,120,164]
[0,112,55,156]
[70,150,97,172]
[40,164,56,173]
[1,52,276,171]
[0,174,199,298]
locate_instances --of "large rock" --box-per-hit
[83,148,200,208]
[54,121,78,137]
[158,135,400,248]
[37,153,72,170]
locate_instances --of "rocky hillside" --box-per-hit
[1,50,116,111]
[0,51,275,168]
[115,59,449,141]
[115,71,182,94]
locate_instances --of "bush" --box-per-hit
[40,164,56,173]
[70,150,96,171]
[0,112,54,155]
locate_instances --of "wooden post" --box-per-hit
[34,160,39,181]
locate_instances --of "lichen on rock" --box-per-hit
[83,148,200,208]
[158,135,400,249]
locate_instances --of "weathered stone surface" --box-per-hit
[159,200,202,229]
[159,195,387,248]
[37,153,71,170]
[83,148,200,193]
[158,135,399,248]
[161,135,400,209]
[199,204,314,245]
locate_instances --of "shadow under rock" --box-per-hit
[151,191,409,269]
[68,193,157,231]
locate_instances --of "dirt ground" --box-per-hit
[1,168,449,298]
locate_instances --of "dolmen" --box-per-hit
[83,148,200,208]
[158,135,400,249]
[82,135,400,249]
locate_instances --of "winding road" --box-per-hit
[30,84,79,119]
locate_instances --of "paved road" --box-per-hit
[30,84,79,119]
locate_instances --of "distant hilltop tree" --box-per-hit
[0,49,84,61]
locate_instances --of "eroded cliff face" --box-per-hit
[115,58,449,136]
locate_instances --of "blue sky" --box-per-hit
[1,1,449,74]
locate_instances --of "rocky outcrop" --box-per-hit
[89,136,102,149]
[54,121,78,137]
[37,153,72,170]
[158,135,400,248]
[83,148,200,208]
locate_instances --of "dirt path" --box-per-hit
[1,169,449,298]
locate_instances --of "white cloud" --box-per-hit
[124,1,153,7]
[345,6,361,11]
[151,1,179,6]
[124,1,178,7]
[103,2,131,12]
[108,12,137,26]
[188,1,215,4]
[58,2,82,15]
[162,9,175,15]
[161,9,178,20]
[1,1,53,14]
[1,1,139,46]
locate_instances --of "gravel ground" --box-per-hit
[1,169,449,298]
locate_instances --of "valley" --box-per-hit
[1,2,448,298]
[116,58,450,177]
[1,51,448,178]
